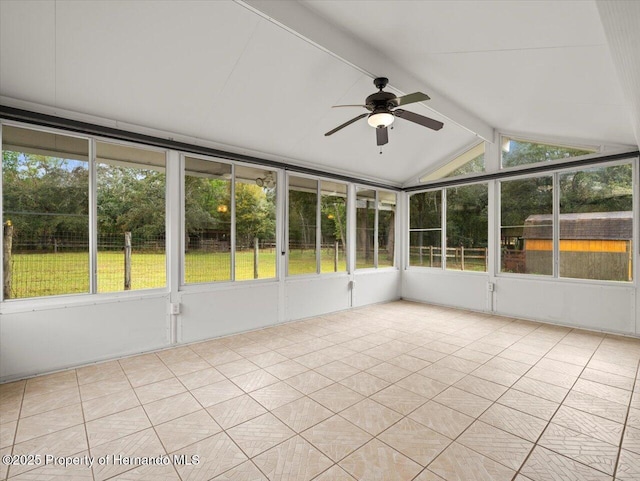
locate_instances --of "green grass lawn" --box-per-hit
[7,248,352,299]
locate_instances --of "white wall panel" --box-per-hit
[401,269,637,335]
[178,283,279,343]
[353,270,401,307]
[495,277,636,334]
[402,269,490,312]
[0,295,169,382]
[285,275,351,321]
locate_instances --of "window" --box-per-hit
[320,181,347,273]
[500,176,553,276]
[288,176,318,275]
[288,176,348,275]
[559,163,632,281]
[1,125,168,299]
[446,183,488,271]
[97,141,166,292]
[184,158,277,283]
[409,191,442,267]
[184,157,232,283]
[356,187,396,269]
[356,189,375,269]
[499,161,633,282]
[2,126,90,298]
[377,191,396,268]
[235,166,277,280]
[501,136,596,169]
[420,143,485,182]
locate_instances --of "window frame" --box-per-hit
[180,153,280,288]
[408,181,489,274]
[496,157,636,285]
[286,172,350,277]
[407,189,443,270]
[355,186,397,271]
[0,120,170,302]
[419,140,486,183]
[499,133,601,171]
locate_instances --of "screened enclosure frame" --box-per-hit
[496,156,638,285]
[179,152,281,288]
[285,172,351,278]
[407,184,490,274]
[408,156,637,286]
[354,186,398,271]
[0,120,170,302]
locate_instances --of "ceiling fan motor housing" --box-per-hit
[365,91,399,111]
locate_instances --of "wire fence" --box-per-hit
[409,246,488,271]
[3,229,350,298]
[4,231,167,298]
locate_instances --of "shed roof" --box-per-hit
[523,211,632,240]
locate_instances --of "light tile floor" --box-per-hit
[1,300,640,480]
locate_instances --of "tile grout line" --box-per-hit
[612,356,640,480]
[415,320,578,480]
[511,333,623,480]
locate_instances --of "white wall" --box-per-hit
[353,269,401,307]
[178,283,280,344]
[494,277,636,334]
[0,267,404,382]
[0,295,170,381]
[285,275,352,321]
[402,269,638,336]
[402,269,491,312]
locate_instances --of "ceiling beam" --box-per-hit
[238,0,495,142]
[596,1,640,149]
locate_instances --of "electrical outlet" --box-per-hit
[170,303,181,315]
[487,282,495,292]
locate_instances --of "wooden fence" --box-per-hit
[412,246,488,270]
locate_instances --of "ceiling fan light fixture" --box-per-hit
[367,111,394,128]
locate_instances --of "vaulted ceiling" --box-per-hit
[1,1,638,186]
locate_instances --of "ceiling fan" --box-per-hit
[325,77,444,146]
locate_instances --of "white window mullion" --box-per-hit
[552,172,560,278]
[633,158,638,284]
[230,164,236,282]
[0,124,4,302]
[441,189,447,270]
[316,180,321,274]
[284,173,290,277]
[89,138,98,294]
[374,190,379,268]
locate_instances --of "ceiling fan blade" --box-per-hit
[395,92,430,106]
[332,104,367,108]
[376,126,388,146]
[324,113,368,136]
[394,109,444,130]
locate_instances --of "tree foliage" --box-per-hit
[3,151,278,249]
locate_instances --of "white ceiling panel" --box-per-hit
[301,0,607,54]
[194,18,364,156]
[0,1,56,105]
[416,45,631,144]
[54,0,260,135]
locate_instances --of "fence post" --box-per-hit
[429,245,433,267]
[124,232,132,290]
[254,237,259,279]
[334,241,339,272]
[3,222,13,299]
[419,246,423,265]
[461,246,465,271]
